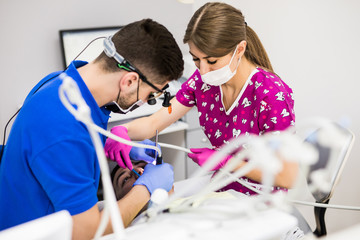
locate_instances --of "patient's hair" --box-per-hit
[110,160,147,200]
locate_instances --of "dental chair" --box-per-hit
[295,122,355,237]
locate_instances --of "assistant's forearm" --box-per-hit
[233,160,299,189]
[273,161,298,188]
[123,98,192,140]
[123,116,157,140]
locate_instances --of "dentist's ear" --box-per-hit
[119,72,140,92]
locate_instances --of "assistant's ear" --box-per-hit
[237,40,247,57]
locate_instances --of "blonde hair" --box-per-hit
[183,2,273,72]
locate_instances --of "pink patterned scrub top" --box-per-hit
[176,67,295,195]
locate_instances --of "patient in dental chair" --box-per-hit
[110,160,149,200]
[97,160,157,213]
[96,160,175,216]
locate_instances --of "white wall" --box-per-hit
[0,0,193,137]
[194,0,360,235]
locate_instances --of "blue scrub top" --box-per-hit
[0,61,111,230]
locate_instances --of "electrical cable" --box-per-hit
[0,36,106,164]
[72,37,105,64]
[0,108,20,162]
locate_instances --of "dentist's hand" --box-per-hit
[133,163,174,195]
[188,148,232,171]
[104,125,133,170]
[130,139,160,164]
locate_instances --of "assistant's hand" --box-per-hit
[104,125,133,170]
[130,139,160,163]
[133,163,174,195]
[188,148,231,171]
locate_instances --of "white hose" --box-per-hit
[158,142,191,154]
[59,74,124,240]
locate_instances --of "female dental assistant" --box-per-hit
[105,2,297,195]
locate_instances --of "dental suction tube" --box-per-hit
[59,74,124,240]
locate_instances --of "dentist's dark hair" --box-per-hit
[183,2,273,73]
[95,18,184,85]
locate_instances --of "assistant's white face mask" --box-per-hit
[201,46,241,86]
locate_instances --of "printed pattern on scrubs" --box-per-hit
[176,67,295,195]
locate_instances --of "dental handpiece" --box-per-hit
[155,130,163,165]
[132,169,141,178]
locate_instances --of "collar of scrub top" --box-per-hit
[103,35,171,108]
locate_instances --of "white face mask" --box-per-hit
[201,46,241,86]
[104,99,144,114]
[104,88,145,114]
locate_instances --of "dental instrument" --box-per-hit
[154,130,162,165]
[132,169,141,178]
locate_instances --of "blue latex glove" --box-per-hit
[133,163,174,194]
[130,139,160,163]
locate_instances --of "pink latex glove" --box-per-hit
[104,126,133,170]
[188,148,231,171]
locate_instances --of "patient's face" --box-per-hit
[111,161,147,200]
